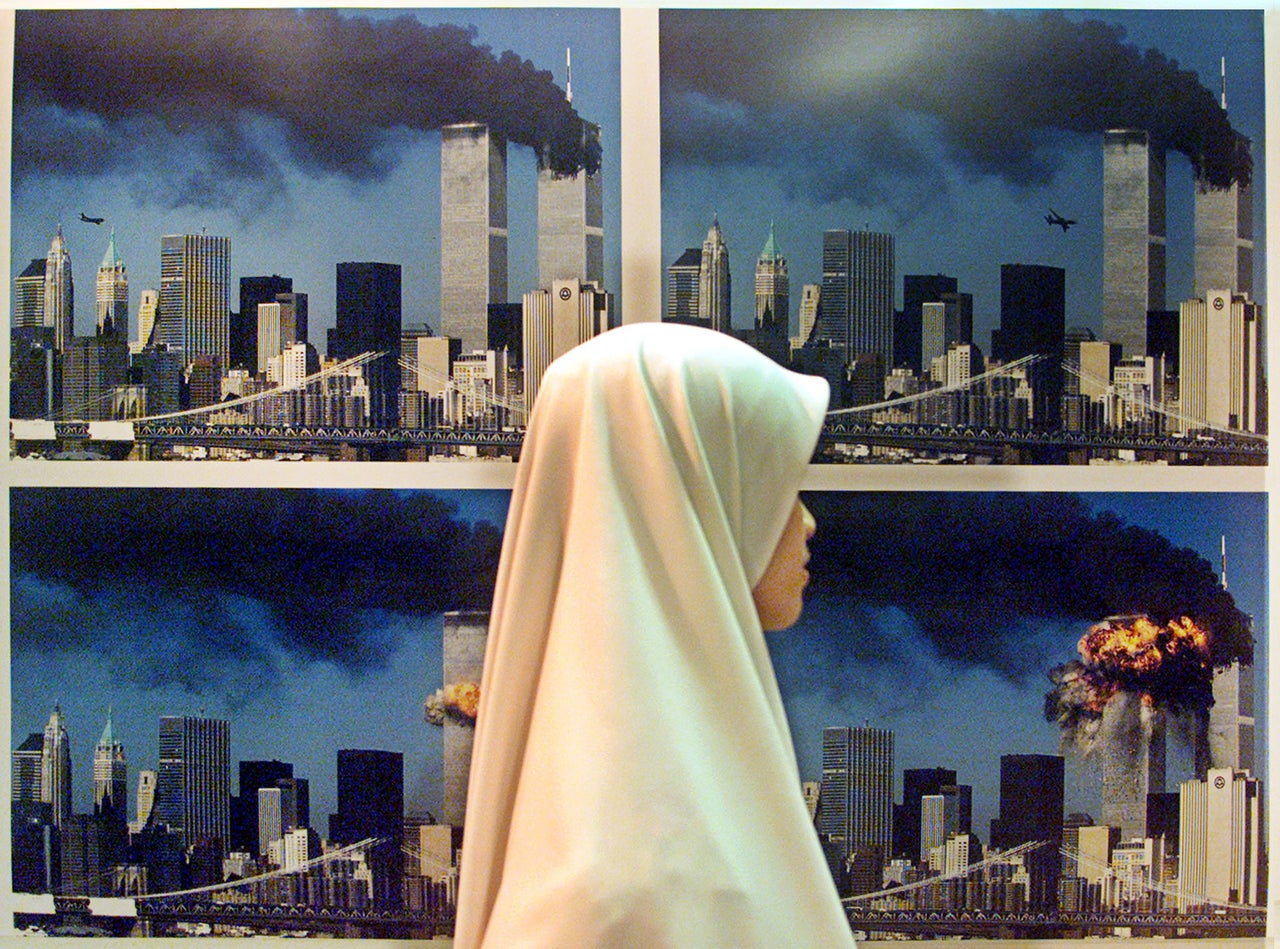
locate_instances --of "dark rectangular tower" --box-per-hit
[989,753,1063,910]
[329,262,402,426]
[993,263,1066,430]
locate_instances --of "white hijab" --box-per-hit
[455,322,852,947]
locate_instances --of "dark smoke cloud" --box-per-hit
[796,492,1252,684]
[11,489,502,706]
[662,9,1250,220]
[13,9,598,212]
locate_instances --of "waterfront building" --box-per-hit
[1178,767,1262,910]
[136,289,159,351]
[522,278,612,410]
[14,258,46,329]
[992,263,1066,430]
[754,223,789,336]
[666,247,703,325]
[441,122,508,353]
[817,228,895,372]
[989,753,1063,910]
[795,284,820,350]
[95,230,128,338]
[41,704,73,830]
[900,274,957,375]
[698,216,731,332]
[538,119,603,288]
[44,225,75,351]
[157,233,231,369]
[1103,129,1166,356]
[1178,289,1264,434]
[328,261,402,426]
[93,712,127,820]
[13,733,43,802]
[331,749,404,907]
[155,715,231,851]
[132,770,157,834]
[818,726,894,891]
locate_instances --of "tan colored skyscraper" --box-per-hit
[754,223,789,335]
[43,225,74,351]
[157,233,231,369]
[442,611,489,827]
[538,120,603,289]
[698,215,731,333]
[95,229,128,338]
[41,704,72,830]
[441,123,508,353]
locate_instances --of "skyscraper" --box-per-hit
[44,225,74,351]
[157,232,231,368]
[14,258,46,329]
[329,261,403,426]
[41,705,73,830]
[538,119,603,289]
[133,770,157,833]
[237,274,293,371]
[899,274,958,375]
[93,712,128,820]
[698,216,731,332]
[13,733,44,803]
[993,263,1066,430]
[1178,767,1262,910]
[1103,129,1166,356]
[921,292,973,374]
[1100,693,1165,841]
[795,284,821,348]
[331,749,404,907]
[95,230,128,338]
[522,278,612,410]
[155,715,231,851]
[665,247,702,324]
[442,611,488,827]
[136,289,159,349]
[818,726,894,884]
[1178,289,1264,434]
[754,223,789,335]
[816,228,895,370]
[1209,660,1255,774]
[989,753,1063,910]
[233,759,294,857]
[894,766,956,862]
[441,122,508,352]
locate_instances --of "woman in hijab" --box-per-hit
[454,322,853,947]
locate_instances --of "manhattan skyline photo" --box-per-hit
[10,487,1267,937]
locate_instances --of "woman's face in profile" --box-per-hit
[752,499,816,631]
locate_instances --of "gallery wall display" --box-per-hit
[4,4,1272,944]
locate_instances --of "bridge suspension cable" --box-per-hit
[137,836,384,902]
[842,839,1047,905]
[1060,843,1255,912]
[826,353,1043,417]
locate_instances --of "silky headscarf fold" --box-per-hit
[455,322,852,947]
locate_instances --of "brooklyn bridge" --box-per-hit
[10,350,1267,464]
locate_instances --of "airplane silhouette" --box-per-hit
[80,212,104,225]
[1045,209,1075,232]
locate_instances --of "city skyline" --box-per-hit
[10,8,622,349]
[11,488,1267,851]
[660,9,1266,346]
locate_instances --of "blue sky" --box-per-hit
[660,8,1266,346]
[10,8,622,345]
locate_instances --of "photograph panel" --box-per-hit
[659,9,1266,467]
[10,7,621,463]
[10,487,1266,939]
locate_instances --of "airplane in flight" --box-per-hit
[1045,209,1075,232]
[80,212,104,225]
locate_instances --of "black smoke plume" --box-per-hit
[662,9,1251,215]
[11,489,503,703]
[799,493,1251,683]
[13,9,598,210]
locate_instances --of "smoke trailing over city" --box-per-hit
[797,493,1251,688]
[662,8,1251,218]
[12,9,598,213]
[11,489,502,704]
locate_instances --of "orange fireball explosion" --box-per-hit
[1045,614,1214,734]
[424,681,481,726]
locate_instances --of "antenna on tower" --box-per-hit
[1221,534,1228,591]
[1220,56,1227,111]
[565,47,573,105]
